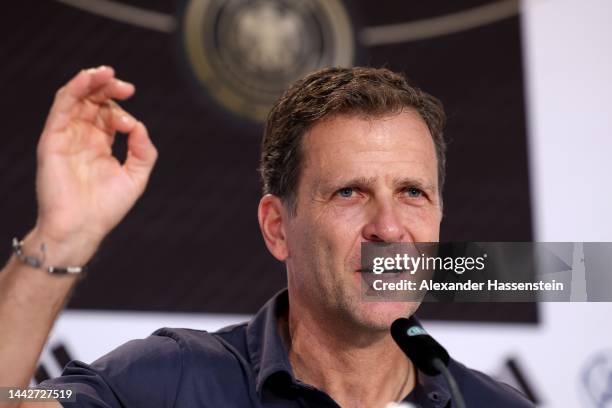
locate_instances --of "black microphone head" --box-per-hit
[391,318,450,376]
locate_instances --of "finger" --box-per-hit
[74,79,136,125]
[97,101,137,135]
[87,78,135,104]
[43,66,116,134]
[51,66,115,116]
[123,121,158,188]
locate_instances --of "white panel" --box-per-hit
[521,0,612,241]
[425,303,612,408]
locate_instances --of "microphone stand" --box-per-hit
[432,358,466,408]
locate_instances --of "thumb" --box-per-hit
[123,121,158,188]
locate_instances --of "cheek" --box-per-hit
[286,216,327,262]
[401,207,441,241]
[317,206,365,242]
[289,209,357,265]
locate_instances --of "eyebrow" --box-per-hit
[317,176,437,196]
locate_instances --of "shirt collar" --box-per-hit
[409,371,452,407]
[246,289,452,407]
[246,289,294,394]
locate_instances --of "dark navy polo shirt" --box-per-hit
[42,290,533,407]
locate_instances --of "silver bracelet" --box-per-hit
[11,237,88,275]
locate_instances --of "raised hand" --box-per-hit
[0,67,158,395]
[33,66,157,262]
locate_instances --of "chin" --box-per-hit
[351,300,421,331]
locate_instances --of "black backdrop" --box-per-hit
[0,0,535,322]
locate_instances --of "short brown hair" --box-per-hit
[259,66,446,213]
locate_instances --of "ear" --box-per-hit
[258,194,289,261]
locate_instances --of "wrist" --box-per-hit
[24,225,100,268]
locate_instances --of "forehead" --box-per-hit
[299,111,437,186]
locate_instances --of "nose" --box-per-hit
[362,200,406,243]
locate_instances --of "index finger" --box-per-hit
[50,66,116,117]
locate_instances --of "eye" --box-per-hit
[337,187,355,198]
[405,187,423,198]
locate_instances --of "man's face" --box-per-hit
[284,111,442,331]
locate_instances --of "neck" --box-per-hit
[285,293,415,408]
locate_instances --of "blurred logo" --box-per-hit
[581,350,612,408]
[181,0,355,122]
[407,326,427,337]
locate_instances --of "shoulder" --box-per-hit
[41,325,251,407]
[39,333,183,407]
[154,323,250,358]
[73,324,250,373]
[154,325,254,386]
[449,359,535,407]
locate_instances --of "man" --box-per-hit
[0,66,532,407]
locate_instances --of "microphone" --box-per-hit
[390,318,449,375]
[391,318,466,408]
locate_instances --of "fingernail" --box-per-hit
[116,79,132,88]
[87,66,106,74]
